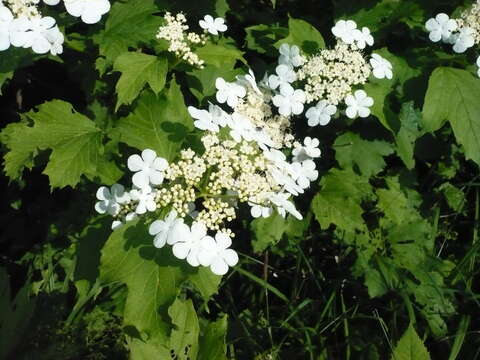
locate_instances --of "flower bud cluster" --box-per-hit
[156,12,208,68]
[297,43,371,105]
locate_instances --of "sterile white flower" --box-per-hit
[477,55,480,77]
[353,26,374,49]
[268,64,297,90]
[249,203,273,218]
[227,113,255,142]
[9,17,31,48]
[199,15,227,35]
[25,17,59,54]
[452,27,475,53]
[345,90,374,119]
[149,210,184,248]
[129,185,156,214]
[188,106,220,132]
[370,54,393,79]
[293,137,321,162]
[95,184,130,216]
[331,19,357,44]
[127,149,168,189]
[208,102,231,127]
[172,221,209,267]
[44,26,64,55]
[236,69,262,94]
[425,13,457,43]
[251,127,275,150]
[197,231,239,275]
[269,192,303,220]
[64,0,111,24]
[272,84,306,116]
[278,43,304,67]
[305,101,337,127]
[0,6,13,51]
[291,160,318,189]
[215,77,246,108]
[269,166,304,196]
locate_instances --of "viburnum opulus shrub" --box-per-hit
[1,0,480,359]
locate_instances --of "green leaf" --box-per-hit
[311,168,373,231]
[363,81,397,132]
[187,65,242,103]
[113,52,168,111]
[395,102,422,169]
[251,213,288,253]
[334,132,394,177]
[168,298,200,360]
[439,183,465,213]
[275,16,325,54]
[198,315,228,360]
[113,79,193,161]
[94,0,161,65]
[245,24,288,54]
[422,67,480,166]
[196,41,246,69]
[391,324,431,360]
[99,220,221,354]
[1,100,116,188]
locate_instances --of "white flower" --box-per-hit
[370,54,393,79]
[268,64,297,90]
[0,6,13,51]
[9,17,30,48]
[64,0,111,24]
[129,185,156,214]
[44,26,64,55]
[291,160,318,189]
[331,20,357,44]
[278,43,304,67]
[477,55,480,77]
[127,149,168,189]
[198,232,239,275]
[149,210,184,248]
[345,90,374,119]
[208,102,231,127]
[269,166,304,196]
[250,203,273,218]
[172,221,209,267]
[425,13,457,43]
[236,69,262,94]
[188,106,220,132]
[353,26,374,49]
[272,84,306,116]
[215,77,246,108]
[452,27,475,53]
[252,128,275,150]
[269,192,303,220]
[227,113,255,142]
[11,17,60,55]
[305,101,337,127]
[199,15,227,35]
[95,184,130,216]
[292,137,321,162]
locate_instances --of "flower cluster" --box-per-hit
[425,1,480,54]
[0,0,110,55]
[425,2,480,76]
[268,19,392,124]
[94,61,324,274]
[156,12,227,68]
